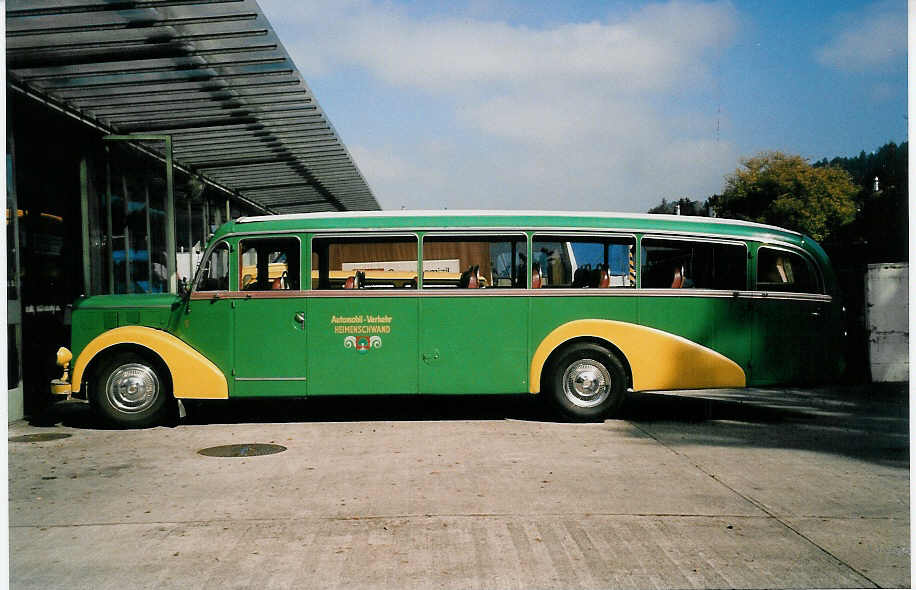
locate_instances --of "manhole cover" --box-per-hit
[197,443,287,457]
[9,433,72,443]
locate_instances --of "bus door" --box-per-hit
[232,237,307,396]
[638,237,752,379]
[306,235,420,395]
[749,246,828,385]
[418,234,529,394]
[180,241,235,391]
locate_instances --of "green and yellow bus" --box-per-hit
[51,211,844,427]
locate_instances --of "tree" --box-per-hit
[711,151,857,241]
[647,197,710,216]
[814,141,907,262]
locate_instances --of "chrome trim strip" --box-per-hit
[532,231,637,241]
[191,288,830,301]
[235,377,308,382]
[643,234,749,248]
[77,304,176,309]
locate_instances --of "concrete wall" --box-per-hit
[865,263,908,382]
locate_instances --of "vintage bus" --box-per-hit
[51,211,845,427]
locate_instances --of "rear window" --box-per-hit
[756,247,820,293]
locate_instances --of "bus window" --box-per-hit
[422,235,525,288]
[756,247,819,293]
[532,235,636,287]
[312,235,419,289]
[195,242,230,291]
[641,238,746,290]
[239,237,300,291]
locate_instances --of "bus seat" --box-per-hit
[271,271,288,290]
[598,265,610,288]
[515,263,526,287]
[532,263,542,288]
[671,266,684,288]
[343,271,365,289]
[572,264,590,288]
[459,265,480,288]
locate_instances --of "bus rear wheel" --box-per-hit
[547,343,626,421]
[91,352,172,428]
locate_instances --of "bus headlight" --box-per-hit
[56,347,72,368]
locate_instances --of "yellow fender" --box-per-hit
[529,319,745,393]
[71,326,228,399]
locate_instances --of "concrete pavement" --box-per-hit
[8,385,909,589]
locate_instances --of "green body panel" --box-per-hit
[419,297,528,393]
[233,296,307,396]
[171,298,235,393]
[637,295,752,378]
[528,295,639,367]
[750,298,829,385]
[307,297,419,395]
[70,294,182,363]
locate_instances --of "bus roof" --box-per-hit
[228,210,803,241]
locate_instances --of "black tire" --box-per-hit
[546,343,626,421]
[91,352,173,428]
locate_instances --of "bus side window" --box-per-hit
[641,238,746,290]
[532,235,636,288]
[238,237,301,291]
[311,235,419,290]
[422,235,525,288]
[756,247,819,293]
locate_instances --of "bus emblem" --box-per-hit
[344,335,382,354]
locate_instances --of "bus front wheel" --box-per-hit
[91,352,173,428]
[547,343,625,421]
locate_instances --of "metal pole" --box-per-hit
[187,199,192,255]
[145,181,152,293]
[164,136,177,293]
[105,146,114,293]
[79,157,91,295]
[122,174,131,293]
[203,195,209,243]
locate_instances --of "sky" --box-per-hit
[258,0,908,213]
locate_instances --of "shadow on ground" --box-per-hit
[27,385,908,467]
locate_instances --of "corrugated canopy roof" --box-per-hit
[6,0,380,214]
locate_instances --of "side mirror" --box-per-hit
[177,277,190,298]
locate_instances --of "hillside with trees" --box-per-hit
[647,141,908,263]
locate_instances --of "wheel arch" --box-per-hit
[72,326,229,399]
[84,343,173,399]
[529,319,746,393]
[539,337,633,394]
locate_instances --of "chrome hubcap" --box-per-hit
[105,363,159,413]
[562,359,611,408]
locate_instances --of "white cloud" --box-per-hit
[815,1,906,72]
[261,0,741,211]
[281,1,736,93]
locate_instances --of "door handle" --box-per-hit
[294,312,305,325]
